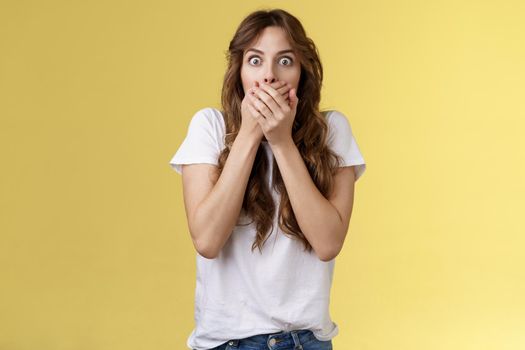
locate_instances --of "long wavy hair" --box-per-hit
[217,8,344,254]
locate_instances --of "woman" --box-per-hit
[169,8,366,350]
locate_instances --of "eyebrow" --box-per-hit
[245,48,296,56]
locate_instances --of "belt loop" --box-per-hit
[291,330,303,350]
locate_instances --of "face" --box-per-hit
[240,26,301,96]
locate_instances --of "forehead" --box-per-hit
[247,26,293,53]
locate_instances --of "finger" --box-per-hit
[274,85,289,100]
[263,81,289,102]
[265,80,287,89]
[248,92,272,119]
[269,80,286,89]
[277,85,291,98]
[270,81,289,99]
[253,87,279,118]
[247,96,269,130]
[257,83,288,112]
[246,99,263,120]
[266,81,290,96]
[272,81,289,93]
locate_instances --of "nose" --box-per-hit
[263,66,277,84]
[259,62,278,85]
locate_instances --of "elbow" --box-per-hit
[194,240,218,259]
[192,232,220,259]
[318,252,336,262]
[318,226,347,261]
[317,243,343,262]
[197,247,219,259]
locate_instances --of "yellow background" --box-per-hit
[1,0,524,349]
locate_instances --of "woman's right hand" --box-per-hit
[240,80,290,142]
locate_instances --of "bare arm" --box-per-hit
[271,139,356,261]
[182,131,260,259]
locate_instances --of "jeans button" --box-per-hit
[228,341,234,345]
[269,338,276,346]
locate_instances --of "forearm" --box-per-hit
[194,132,260,258]
[271,139,344,261]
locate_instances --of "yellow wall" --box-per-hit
[1,1,524,349]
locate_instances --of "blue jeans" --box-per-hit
[203,329,333,350]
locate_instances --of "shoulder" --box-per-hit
[188,107,226,138]
[188,107,226,149]
[191,107,225,127]
[322,109,353,140]
[322,109,351,127]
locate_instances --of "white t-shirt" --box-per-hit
[169,107,366,350]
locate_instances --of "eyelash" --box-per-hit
[247,55,294,66]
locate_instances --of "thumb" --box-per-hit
[289,88,299,109]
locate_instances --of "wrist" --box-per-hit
[236,129,262,148]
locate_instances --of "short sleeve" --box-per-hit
[326,110,366,181]
[168,108,222,175]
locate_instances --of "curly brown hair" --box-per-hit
[217,8,344,254]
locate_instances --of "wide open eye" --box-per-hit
[248,56,261,65]
[279,57,293,66]
[247,55,294,66]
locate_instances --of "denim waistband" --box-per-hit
[225,329,313,349]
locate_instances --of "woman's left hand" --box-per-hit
[248,81,299,147]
